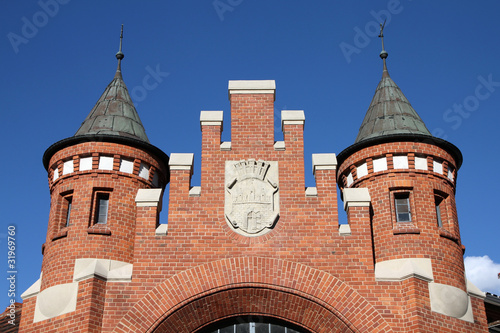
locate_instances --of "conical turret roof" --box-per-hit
[355,61,431,143]
[43,27,169,171]
[74,70,149,142]
[337,26,462,169]
[74,25,148,143]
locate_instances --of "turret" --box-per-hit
[20,26,168,330]
[336,26,482,326]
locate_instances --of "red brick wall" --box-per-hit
[230,93,275,151]
[20,90,488,332]
[337,142,466,291]
[39,142,167,291]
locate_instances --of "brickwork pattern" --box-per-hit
[338,142,466,291]
[19,89,488,332]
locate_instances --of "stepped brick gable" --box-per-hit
[19,39,489,332]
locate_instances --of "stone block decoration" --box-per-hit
[224,159,279,236]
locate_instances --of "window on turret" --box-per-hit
[435,197,443,227]
[434,192,448,228]
[95,193,109,224]
[89,189,112,228]
[65,196,72,227]
[395,193,411,222]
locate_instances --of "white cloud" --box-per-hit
[464,255,500,295]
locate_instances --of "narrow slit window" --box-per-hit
[95,193,109,224]
[395,193,411,222]
[435,196,444,227]
[65,197,72,227]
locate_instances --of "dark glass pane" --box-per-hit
[395,198,409,213]
[270,323,285,333]
[220,326,234,333]
[65,198,72,227]
[96,194,109,224]
[200,318,308,333]
[235,323,249,333]
[395,196,411,222]
[436,204,443,227]
[255,323,269,333]
[397,213,410,222]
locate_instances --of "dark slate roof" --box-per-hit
[355,68,431,143]
[74,68,149,143]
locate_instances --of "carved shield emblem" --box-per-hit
[225,159,279,236]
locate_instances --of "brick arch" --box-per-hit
[113,257,393,333]
[154,287,351,333]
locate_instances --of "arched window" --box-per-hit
[199,316,309,333]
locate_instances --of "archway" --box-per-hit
[152,286,352,332]
[113,257,393,333]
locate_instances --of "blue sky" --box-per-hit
[1,0,499,308]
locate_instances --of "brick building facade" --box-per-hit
[18,40,489,332]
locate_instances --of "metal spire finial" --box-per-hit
[115,25,124,76]
[116,24,124,60]
[378,20,389,75]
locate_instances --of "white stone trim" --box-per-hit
[169,153,194,171]
[375,258,433,282]
[200,111,223,129]
[274,141,285,151]
[346,173,353,187]
[138,162,150,180]
[79,156,93,171]
[230,89,275,94]
[305,187,317,197]
[155,224,168,236]
[228,80,275,90]
[135,188,162,207]
[228,80,276,100]
[343,188,371,211]
[21,273,42,300]
[433,160,443,174]
[339,224,352,236]
[373,157,387,172]
[281,110,305,131]
[119,158,134,174]
[63,160,74,175]
[34,282,78,322]
[73,258,133,283]
[99,156,114,170]
[429,282,469,320]
[448,167,455,181]
[414,156,427,170]
[189,186,201,197]
[220,141,232,151]
[374,259,475,322]
[467,279,486,299]
[356,163,368,178]
[312,153,337,175]
[393,155,408,169]
[460,297,475,322]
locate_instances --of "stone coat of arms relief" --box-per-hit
[225,159,279,236]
